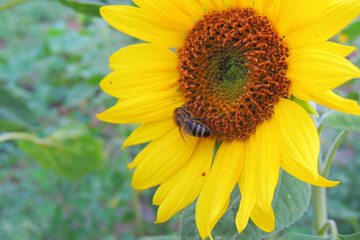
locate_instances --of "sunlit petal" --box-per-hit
[130,128,198,189]
[155,139,215,222]
[122,119,175,149]
[196,140,244,239]
[96,91,184,124]
[100,6,184,47]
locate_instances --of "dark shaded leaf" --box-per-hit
[180,171,311,240]
[58,0,104,17]
[0,86,37,132]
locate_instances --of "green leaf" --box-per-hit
[17,123,103,180]
[320,110,360,133]
[0,86,37,132]
[180,171,311,240]
[58,0,104,17]
[278,233,331,240]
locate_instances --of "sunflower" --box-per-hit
[97,0,360,239]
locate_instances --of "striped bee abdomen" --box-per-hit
[173,104,211,138]
[187,121,211,138]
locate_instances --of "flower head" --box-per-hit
[97,0,360,238]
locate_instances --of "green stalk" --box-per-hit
[321,130,349,177]
[0,0,37,12]
[311,128,347,237]
[317,124,324,135]
[311,186,328,236]
[0,132,53,146]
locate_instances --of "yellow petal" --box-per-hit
[274,98,319,174]
[310,90,360,115]
[152,176,173,206]
[152,138,215,206]
[288,48,360,91]
[228,0,253,8]
[130,128,198,189]
[257,0,273,14]
[228,0,266,15]
[317,41,357,57]
[254,119,280,211]
[100,6,184,48]
[210,0,226,9]
[127,143,150,169]
[209,197,230,240]
[272,0,330,36]
[155,139,215,222]
[122,119,175,150]
[174,0,205,20]
[250,204,275,232]
[291,86,360,115]
[274,98,339,187]
[290,81,312,100]
[236,138,256,234]
[109,43,178,71]
[195,197,231,240]
[96,91,184,124]
[199,0,226,11]
[288,0,360,47]
[196,141,245,239]
[103,43,179,98]
[280,152,339,187]
[101,70,178,99]
[133,0,196,32]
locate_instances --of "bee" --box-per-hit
[173,104,211,138]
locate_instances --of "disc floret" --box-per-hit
[178,8,290,141]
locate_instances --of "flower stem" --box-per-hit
[311,128,347,237]
[0,0,36,13]
[0,132,53,146]
[317,124,324,135]
[311,185,328,236]
[321,130,349,177]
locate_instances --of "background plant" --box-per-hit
[0,0,360,239]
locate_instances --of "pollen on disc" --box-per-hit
[177,7,290,142]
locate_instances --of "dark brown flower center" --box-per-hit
[177,8,290,141]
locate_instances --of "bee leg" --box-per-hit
[178,127,187,143]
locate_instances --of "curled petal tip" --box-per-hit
[127,162,136,169]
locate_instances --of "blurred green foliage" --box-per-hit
[0,0,178,239]
[0,0,360,239]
